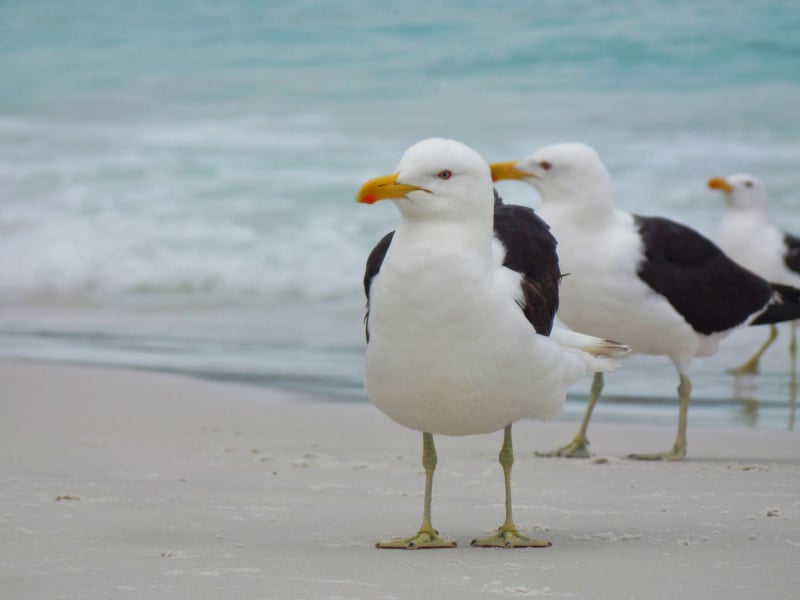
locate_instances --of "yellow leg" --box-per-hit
[629,374,689,461]
[377,432,456,549]
[472,425,551,548]
[729,324,778,375]
[537,372,603,458]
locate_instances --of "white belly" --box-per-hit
[557,269,718,361]
[365,244,579,435]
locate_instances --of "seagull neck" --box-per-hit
[539,195,615,230]
[725,206,768,225]
[394,217,494,258]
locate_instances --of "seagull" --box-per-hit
[491,143,800,460]
[357,137,629,549]
[708,174,800,378]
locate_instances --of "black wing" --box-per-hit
[783,232,800,275]
[363,231,394,342]
[493,188,504,207]
[751,282,800,325]
[634,215,773,335]
[493,203,561,336]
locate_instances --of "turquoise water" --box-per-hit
[1,1,799,430]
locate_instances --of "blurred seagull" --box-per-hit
[357,138,629,549]
[491,143,800,460]
[708,174,800,378]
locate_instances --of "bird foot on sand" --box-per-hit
[376,528,456,550]
[471,526,551,548]
[628,445,685,461]
[535,437,592,458]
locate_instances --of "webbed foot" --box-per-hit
[728,358,760,376]
[377,526,456,550]
[471,525,550,548]
[628,443,685,461]
[535,437,591,458]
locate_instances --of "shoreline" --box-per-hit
[1,359,798,599]
[2,349,797,434]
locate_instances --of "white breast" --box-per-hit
[719,214,800,287]
[364,229,585,435]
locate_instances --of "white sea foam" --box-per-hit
[3,107,798,308]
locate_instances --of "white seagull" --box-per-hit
[491,143,800,460]
[708,174,800,377]
[357,138,629,549]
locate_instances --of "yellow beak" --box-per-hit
[356,172,425,204]
[489,161,532,182]
[707,177,733,192]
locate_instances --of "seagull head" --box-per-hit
[356,138,494,223]
[490,142,613,210]
[707,174,769,214]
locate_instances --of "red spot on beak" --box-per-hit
[361,193,377,205]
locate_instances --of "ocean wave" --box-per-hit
[2,108,799,310]
[2,0,799,319]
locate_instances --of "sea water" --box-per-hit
[1,0,799,430]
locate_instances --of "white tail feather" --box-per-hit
[551,327,631,372]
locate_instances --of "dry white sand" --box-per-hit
[1,359,798,599]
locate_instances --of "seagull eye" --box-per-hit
[437,170,452,180]
[745,181,753,188]
[539,161,552,171]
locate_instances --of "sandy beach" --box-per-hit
[1,359,798,599]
